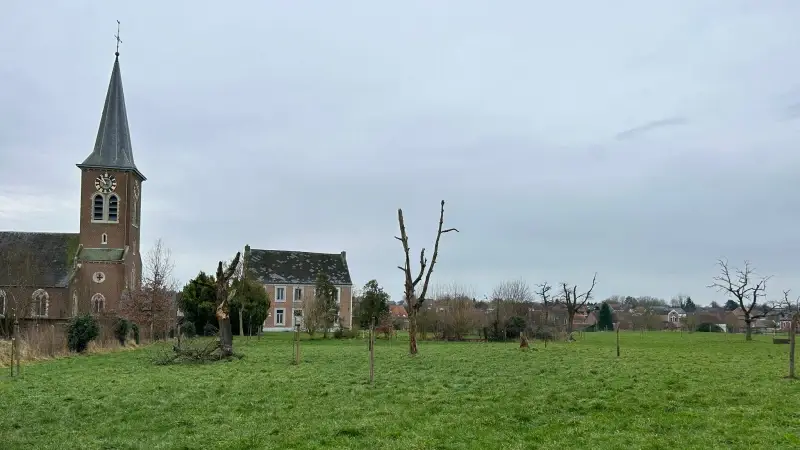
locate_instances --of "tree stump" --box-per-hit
[519,334,529,349]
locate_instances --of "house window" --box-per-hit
[275,286,286,302]
[101,233,108,245]
[92,194,105,221]
[0,289,6,318]
[294,287,303,302]
[333,287,340,304]
[92,293,105,313]
[275,308,285,326]
[31,289,49,317]
[108,194,119,222]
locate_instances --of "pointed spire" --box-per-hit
[77,51,145,180]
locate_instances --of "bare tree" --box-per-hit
[215,252,241,357]
[535,282,553,324]
[708,259,770,341]
[557,273,597,335]
[396,200,459,355]
[433,283,478,340]
[0,249,40,337]
[492,279,533,303]
[301,290,326,338]
[121,239,178,341]
[776,290,800,378]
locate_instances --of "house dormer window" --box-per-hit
[108,194,119,222]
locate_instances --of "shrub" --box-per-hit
[203,323,219,336]
[504,316,526,339]
[334,326,357,339]
[131,323,140,344]
[113,318,130,346]
[697,323,724,332]
[67,314,99,353]
[180,321,197,338]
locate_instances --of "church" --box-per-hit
[0,49,144,325]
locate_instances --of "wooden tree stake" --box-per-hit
[369,318,376,385]
[294,323,301,365]
[615,323,620,358]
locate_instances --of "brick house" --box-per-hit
[244,245,353,332]
[0,50,144,333]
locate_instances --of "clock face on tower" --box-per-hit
[94,173,117,193]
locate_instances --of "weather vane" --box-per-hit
[114,20,122,55]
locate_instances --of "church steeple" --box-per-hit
[77,52,146,180]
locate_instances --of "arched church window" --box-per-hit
[0,289,6,318]
[91,293,105,314]
[31,289,49,317]
[92,194,105,221]
[101,233,108,245]
[108,195,119,222]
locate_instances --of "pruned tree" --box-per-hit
[557,273,597,334]
[708,259,770,341]
[396,200,459,355]
[121,238,178,341]
[535,281,553,324]
[215,252,241,356]
[776,290,800,378]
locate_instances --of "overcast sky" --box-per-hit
[2,1,800,304]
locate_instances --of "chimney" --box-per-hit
[341,251,347,262]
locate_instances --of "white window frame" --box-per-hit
[275,286,286,303]
[293,287,303,302]
[107,194,120,223]
[101,233,108,245]
[334,286,341,304]
[31,289,49,317]
[0,289,6,318]
[275,308,285,326]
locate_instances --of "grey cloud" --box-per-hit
[615,117,689,141]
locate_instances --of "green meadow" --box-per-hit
[1,332,799,449]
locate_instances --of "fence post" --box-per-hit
[13,319,21,377]
[369,318,375,385]
[293,323,300,365]
[615,322,620,357]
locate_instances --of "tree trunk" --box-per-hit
[790,318,797,379]
[408,312,418,355]
[745,319,753,341]
[219,318,233,357]
[566,311,575,335]
[239,310,244,337]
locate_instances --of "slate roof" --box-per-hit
[77,54,146,180]
[247,249,352,285]
[78,248,125,262]
[0,232,79,287]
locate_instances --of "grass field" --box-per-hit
[2,332,800,449]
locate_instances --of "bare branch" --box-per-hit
[396,200,458,355]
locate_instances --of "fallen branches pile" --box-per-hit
[152,338,242,365]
